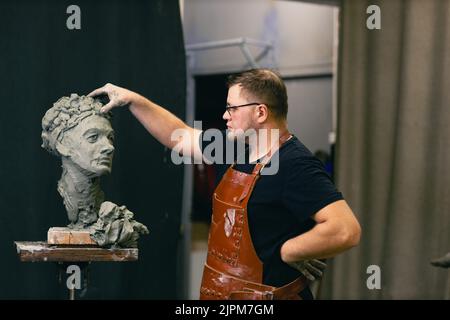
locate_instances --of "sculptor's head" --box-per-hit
[41,94,115,176]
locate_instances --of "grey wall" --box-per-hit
[182,0,336,153]
[183,0,334,76]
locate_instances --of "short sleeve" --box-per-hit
[282,156,343,223]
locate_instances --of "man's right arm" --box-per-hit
[88,83,203,162]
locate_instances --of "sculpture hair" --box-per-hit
[41,93,111,156]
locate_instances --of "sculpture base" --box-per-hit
[14,241,138,262]
[47,227,96,245]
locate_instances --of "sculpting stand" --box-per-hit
[15,241,138,300]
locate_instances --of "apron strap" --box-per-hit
[252,131,292,175]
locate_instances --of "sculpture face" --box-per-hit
[61,115,115,176]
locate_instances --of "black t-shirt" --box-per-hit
[200,130,343,297]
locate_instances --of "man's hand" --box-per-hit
[288,259,327,281]
[88,83,136,113]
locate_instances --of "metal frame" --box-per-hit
[185,37,275,72]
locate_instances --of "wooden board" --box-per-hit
[14,241,138,262]
[48,227,97,245]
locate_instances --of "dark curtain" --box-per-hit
[0,0,186,299]
[321,0,450,299]
[192,74,228,223]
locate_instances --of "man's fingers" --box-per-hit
[301,268,315,281]
[100,101,115,113]
[305,263,323,278]
[288,261,322,281]
[310,259,327,270]
[88,87,107,97]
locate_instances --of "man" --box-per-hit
[88,68,361,299]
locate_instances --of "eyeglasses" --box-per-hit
[225,102,260,116]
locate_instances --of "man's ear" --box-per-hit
[256,104,269,123]
[55,142,71,157]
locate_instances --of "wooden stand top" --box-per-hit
[14,241,138,262]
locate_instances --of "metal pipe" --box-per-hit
[186,37,271,51]
[239,44,258,68]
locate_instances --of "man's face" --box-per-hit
[62,115,115,176]
[223,84,258,141]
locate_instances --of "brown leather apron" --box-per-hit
[199,132,308,300]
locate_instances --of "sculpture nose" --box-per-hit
[101,143,115,156]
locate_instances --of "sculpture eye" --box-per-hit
[108,134,115,143]
[87,134,98,143]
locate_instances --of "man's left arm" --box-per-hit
[280,199,361,263]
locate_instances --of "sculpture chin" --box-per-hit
[77,162,112,177]
[95,164,112,175]
[92,158,113,175]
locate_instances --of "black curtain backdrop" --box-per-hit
[192,74,228,223]
[0,0,186,299]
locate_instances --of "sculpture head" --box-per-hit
[41,94,115,177]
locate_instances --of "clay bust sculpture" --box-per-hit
[41,94,148,247]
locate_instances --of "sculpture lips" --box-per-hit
[98,157,111,165]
